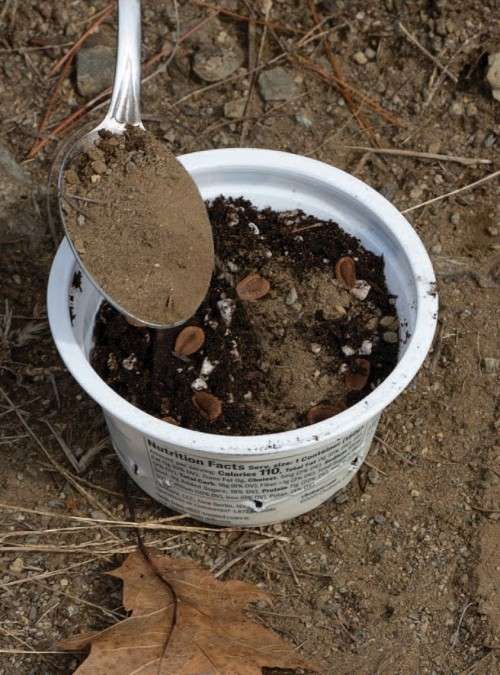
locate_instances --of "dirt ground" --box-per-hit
[1,1,499,673]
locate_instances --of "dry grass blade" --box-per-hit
[343,145,492,167]
[399,22,457,84]
[0,385,118,529]
[402,169,500,213]
[0,502,289,540]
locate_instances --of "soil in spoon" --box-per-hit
[63,127,214,326]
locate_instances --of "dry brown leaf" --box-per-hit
[345,358,371,391]
[236,273,271,301]
[59,549,317,674]
[174,325,205,356]
[335,256,357,289]
[192,391,222,421]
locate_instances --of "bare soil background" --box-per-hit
[0,1,499,673]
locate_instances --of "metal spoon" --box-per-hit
[57,0,214,329]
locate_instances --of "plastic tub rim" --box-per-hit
[47,147,438,455]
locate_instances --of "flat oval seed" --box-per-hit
[192,391,222,421]
[174,326,205,356]
[236,273,271,301]
[345,358,371,391]
[306,403,345,425]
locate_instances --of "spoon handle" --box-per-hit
[105,0,143,128]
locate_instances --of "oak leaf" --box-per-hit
[59,549,316,674]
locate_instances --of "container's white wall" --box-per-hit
[49,149,437,525]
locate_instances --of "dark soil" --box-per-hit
[63,127,214,326]
[91,196,399,435]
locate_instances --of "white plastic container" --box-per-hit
[48,149,437,526]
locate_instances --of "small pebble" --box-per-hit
[383,331,398,344]
[431,243,442,254]
[368,469,380,485]
[350,280,371,301]
[486,226,498,236]
[365,47,377,60]
[191,377,208,391]
[310,343,322,355]
[353,51,368,65]
[295,112,313,128]
[450,212,461,225]
[410,489,420,498]
[374,514,386,525]
[342,345,356,356]
[9,558,24,574]
[335,491,349,505]
[286,287,298,305]
[359,340,372,355]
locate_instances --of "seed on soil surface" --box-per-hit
[236,273,271,301]
[345,358,371,391]
[306,403,344,425]
[335,256,357,289]
[174,326,205,357]
[192,391,222,421]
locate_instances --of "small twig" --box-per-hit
[212,540,273,579]
[278,543,301,587]
[363,460,388,477]
[192,0,302,35]
[27,14,220,159]
[423,32,482,110]
[343,145,491,167]
[48,3,114,77]
[402,170,500,214]
[297,55,403,129]
[450,602,475,647]
[307,0,380,146]
[398,22,457,84]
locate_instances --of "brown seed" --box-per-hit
[174,326,205,356]
[192,391,222,422]
[162,416,180,426]
[306,403,345,425]
[236,273,271,301]
[335,256,357,289]
[345,358,371,391]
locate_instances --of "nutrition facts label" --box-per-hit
[144,417,379,524]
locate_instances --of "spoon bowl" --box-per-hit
[57,0,213,329]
